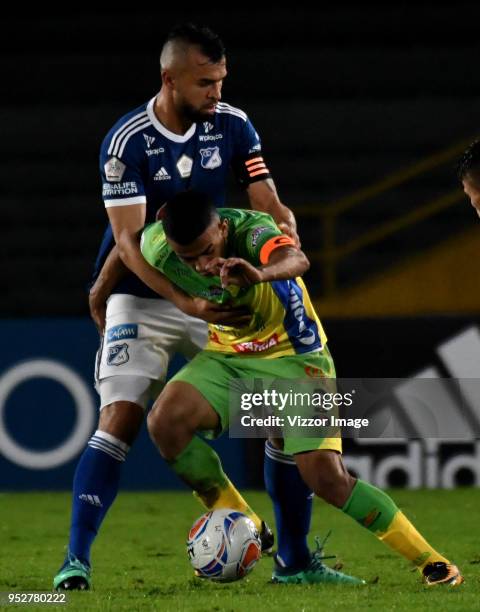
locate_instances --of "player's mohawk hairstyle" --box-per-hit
[163,190,218,245]
[163,23,225,64]
[457,140,480,184]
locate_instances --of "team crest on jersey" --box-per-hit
[200,147,222,170]
[107,343,129,366]
[104,157,126,182]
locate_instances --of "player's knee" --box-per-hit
[147,402,169,447]
[147,400,191,456]
[98,401,144,446]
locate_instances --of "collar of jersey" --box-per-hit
[147,97,197,143]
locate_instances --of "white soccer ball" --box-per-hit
[186,509,262,582]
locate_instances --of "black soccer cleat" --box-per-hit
[259,521,275,554]
[422,561,464,587]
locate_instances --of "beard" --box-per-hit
[180,100,216,124]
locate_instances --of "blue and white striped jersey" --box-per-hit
[93,96,271,298]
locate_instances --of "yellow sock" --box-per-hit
[193,478,262,531]
[379,511,449,571]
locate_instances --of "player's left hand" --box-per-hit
[204,257,264,288]
[89,288,107,334]
[277,221,301,248]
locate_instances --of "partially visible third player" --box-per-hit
[458,139,480,217]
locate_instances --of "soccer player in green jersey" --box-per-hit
[140,190,464,586]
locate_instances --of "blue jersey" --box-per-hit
[93,96,271,298]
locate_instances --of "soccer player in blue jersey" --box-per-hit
[54,23,327,590]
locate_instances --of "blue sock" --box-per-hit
[68,430,129,565]
[264,441,313,570]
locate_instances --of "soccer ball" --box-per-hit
[186,509,262,582]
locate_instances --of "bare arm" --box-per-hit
[89,246,127,333]
[258,245,309,282]
[106,203,187,302]
[205,245,310,289]
[88,214,173,332]
[247,179,300,246]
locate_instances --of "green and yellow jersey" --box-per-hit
[140,208,327,358]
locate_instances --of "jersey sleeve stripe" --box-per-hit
[104,196,147,208]
[215,104,247,122]
[249,169,270,178]
[247,163,267,172]
[214,108,247,122]
[116,119,152,157]
[245,157,264,166]
[107,111,148,155]
[216,102,247,120]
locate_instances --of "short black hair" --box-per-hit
[164,23,225,63]
[457,140,480,185]
[162,191,218,245]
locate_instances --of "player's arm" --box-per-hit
[89,246,127,332]
[98,144,191,308]
[231,114,300,245]
[257,242,309,281]
[206,241,309,288]
[106,203,185,303]
[246,179,300,247]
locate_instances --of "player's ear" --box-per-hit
[219,219,229,238]
[162,69,175,89]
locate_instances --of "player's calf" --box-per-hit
[294,450,355,507]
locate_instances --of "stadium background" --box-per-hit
[1,4,480,493]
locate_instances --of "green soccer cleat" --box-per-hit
[53,552,91,591]
[272,532,366,586]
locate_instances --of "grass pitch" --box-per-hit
[0,489,478,611]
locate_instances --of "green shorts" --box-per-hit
[169,347,342,456]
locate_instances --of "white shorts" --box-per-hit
[95,294,207,405]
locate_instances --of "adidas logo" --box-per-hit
[79,494,103,507]
[345,326,480,490]
[154,167,171,181]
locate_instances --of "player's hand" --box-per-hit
[202,257,226,277]
[184,296,251,326]
[277,222,301,248]
[89,290,107,334]
[218,258,264,288]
